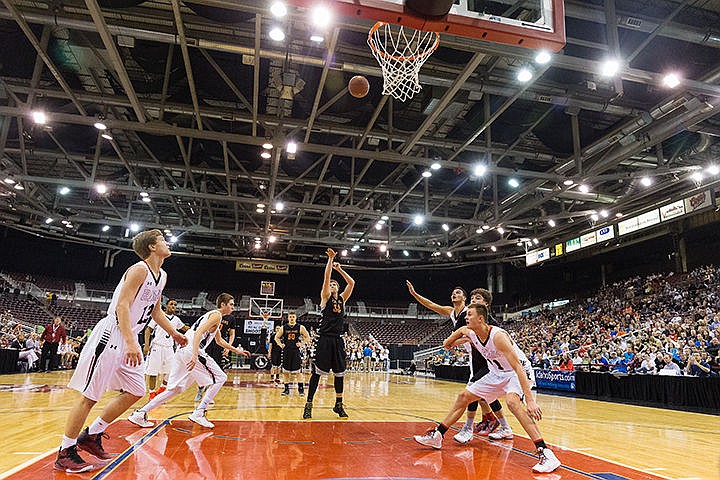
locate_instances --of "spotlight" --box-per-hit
[269,27,285,42]
[473,164,487,177]
[93,121,107,130]
[95,183,108,194]
[563,179,574,186]
[59,186,70,195]
[375,222,383,230]
[101,132,113,140]
[600,58,620,77]
[262,142,273,150]
[351,245,360,251]
[446,251,453,258]
[254,243,261,250]
[548,219,556,227]
[275,201,285,212]
[31,111,47,125]
[422,170,432,178]
[102,225,110,232]
[640,177,652,187]
[663,73,681,88]
[508,178,520,188]
[430,162,441,170]
[139,191,149,197]
[442,223,449,232]
[268,235,277,243]
[170,235,178,243]
[516,67,533,82]
[341,249,348,257]
[311,4,332,28]
[45,218,54,224]
[591,214,599,221]
[14,183,24,190]
[3,177,15,184]
[532,238,539,245]
[691,171,703,182]
[476,228,483,234]
[261,150,272,159]
[535,50,552,64]
[256,207,265,213]
[482,225,491,230]
[286,141,297,154]
[706,165,719,176]
[257,203,265,208]
[578,184,590,193]
[497,227,505,235]
[379,244,387,253]
[413,215,424,225]
[381,215,389,221]
[310,34,324,43]
[600,210,609,218]
[490,245,497,252]
[616,213,623,218]
[129,222,140,232]
[270,1,287,17]
[142,197,151,203]
[403,250,409,257]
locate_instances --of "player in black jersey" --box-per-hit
[268,324,283,385]
[303,248,355,419]
[276,311,310,395]
[406,281,505,444]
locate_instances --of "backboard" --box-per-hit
[260,280,275,296]
[249,297,284,319]
[286,0,565,52]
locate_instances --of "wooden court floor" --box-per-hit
[0,370,717,479]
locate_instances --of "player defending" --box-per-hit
[303,248,355,419]
[413,304,561,473]
[144,299,188,399]
[128,293,250,428]
[55,230,187,473]
[406,282,506,443]
[277,311,310,395]
[268,323,283,385]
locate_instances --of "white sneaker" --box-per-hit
[127,410,153,428]
[188,411,215,428]
[414,429,442,449]
[453,424,474,444]
[532,448,561,473]
[488,426,514,440]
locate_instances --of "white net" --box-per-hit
[367,22,440,102]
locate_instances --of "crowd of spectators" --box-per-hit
[504,265,720,377]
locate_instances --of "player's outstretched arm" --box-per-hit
[333,263,355,302]
[321,248,336,304]
[215,330,250,357]
[405,280,453,316]
[443,326,468,350]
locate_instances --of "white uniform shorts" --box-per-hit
[145,345,175,376]
[465,371,525,404]
[68,319,146,402]
[166,347,227,391]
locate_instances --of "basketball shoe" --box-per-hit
[333,402,349,418]
[413,429,442,450]
[128,410,154,428]
[54,445,94,473]
[532,447,561,473]
[281,385,290,395]
[77,428,114,460]
[476,417,500,435]
[488,426,514,440]
[452,423,474,444]
[189,410,214,428]
[303,402,313,419]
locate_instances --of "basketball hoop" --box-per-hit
[367,22,440,102]
[259,307,273,323]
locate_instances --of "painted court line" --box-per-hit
[0,448,56,480]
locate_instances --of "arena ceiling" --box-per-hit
[0,0,719,267]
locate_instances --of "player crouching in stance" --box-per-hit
[55,230,187,473]
[413,303,561,473]
[128,293,250,429]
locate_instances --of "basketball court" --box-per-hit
[0,370,717,479]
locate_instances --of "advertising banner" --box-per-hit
[637,209,660,230]
[236,260,290,274]
[243,319,267,334]
[566,237,581,252]
[596,226,614,242]
[580,231,597,248]
[526,251,539,266]
[684,190,712,213]
[618,217,639,236]
[660,200,685,221]
[534,369,576,392]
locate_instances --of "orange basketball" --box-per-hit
[349,75,370,98]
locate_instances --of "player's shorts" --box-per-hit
[166,347,227,390]
[282,348,302,373]
[145,345,175,376]
[270,348,282,367]
[313,335,346,376]
[68,318,145,402]
[465,371,524,404]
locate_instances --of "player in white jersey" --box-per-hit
[55,230,188,474]
[143,299,188,399]
[414,303,561,474]
[128,293,250,429]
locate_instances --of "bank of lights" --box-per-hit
[95,183,108,194]
[548,219,556,227]
[32,111,46,125]
[601,59,620,77]
[269,27,285,42]
[270,2,287,17]
[442,224,449,232]
[311,5,332,28]
[473,164,487,177]
[286,141,297,154]
[535,51,552,64]
[663,73,680,89]
[413,215,424,225]
[102,225,110,232]
[490,245,497,252]
[516,67,533,83]
[641,177,652,187]
[379,244,387,253]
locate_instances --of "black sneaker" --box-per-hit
[77,427,114,460]
[333,402,349,418]
[54,445,94,473]
[298,384,305,395]
[303,402,313,419]
[281,386,290,396]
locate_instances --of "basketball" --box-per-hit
[349,75,370,98]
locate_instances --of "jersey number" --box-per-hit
[491,359,504,370]
[139,304,154,327]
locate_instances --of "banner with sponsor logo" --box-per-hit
[554,243,563,256]
[618,216,639,236]
[596,225,614,242]
[534,369,576,392]
[525,250,538,266]
[235,260,290,274]
[580,231,597,248]
[637,209,660,229]
[660,200,685,221]
[684,190,712,213]
[566,237,581,252]
[536,248,550,262]
[244,319,268,334]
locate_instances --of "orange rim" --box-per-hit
[368,21,440,63]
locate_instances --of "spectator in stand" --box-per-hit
[686,353,712,377]
[558,354,574,371]
[40,316,67,372]
[11,332,39,371]
[659,354,682,376]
